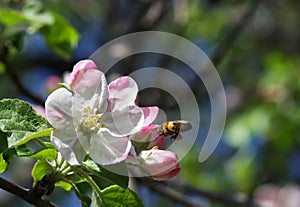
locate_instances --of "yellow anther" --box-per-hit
[93,108,98,114]
[80,106,104,132]
[98,123,105,128]
[83,107,90,113]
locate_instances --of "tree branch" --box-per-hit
[167,180,254,207]
[0,176,57,207]
[136,178,204,207]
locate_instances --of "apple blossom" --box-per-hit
[45,60,145,166]
[139,147,180,181]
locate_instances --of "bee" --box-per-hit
[159,120,192,141]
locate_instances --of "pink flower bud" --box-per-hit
[130,125,165,149]
[139,148,180,181]
[69,60,98,89]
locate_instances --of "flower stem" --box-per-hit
[75,167,105,206]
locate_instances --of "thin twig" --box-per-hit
[167,180,254,207]
[136,178,204,207]
[0,176,57,207]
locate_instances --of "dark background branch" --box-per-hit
[167,180,254,207]
[136,178,204,207]
[0,177,57,207]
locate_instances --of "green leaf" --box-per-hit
[0,99,49,147]
[0,153,8,174]
[15,144,32,156]
[32,160,52,185]
[55,180,72,191]
[0,99,48,131]
[39,12,79,60]
[101,185,144,207]
[28,148,57,160]
[1,148,17,166]
[9,128,53,148]
[0,9,30,26]
[0,1,78,60]
[83,159,129,188]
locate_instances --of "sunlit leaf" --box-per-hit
[29,148,57,160]
[0,9,30,26]
[0,99,49,148]
[101,185,144,207]
[55,180,72,191]
[32,160,52,185]
[0,153,8,174]
[8,128,53,148]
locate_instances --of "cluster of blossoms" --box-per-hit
[45,60,180,181]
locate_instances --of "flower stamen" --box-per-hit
[81,106,105,133]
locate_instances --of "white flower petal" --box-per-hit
[108,77,138,109]
[73,69,108,128]
[51,129,86,165]
[89,132,131,165]
[74,69,108,111]
[101,105,144,137]
[45,88,73,129]
[141,106,159,126]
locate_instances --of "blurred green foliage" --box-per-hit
[0,0,79,60]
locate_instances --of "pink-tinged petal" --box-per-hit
[152,167,181,181]
[106,98,118,112]
[139,149,180,180]
[73,70,108,123]
[101,105,144,137]
[45,88,73,129]
[141,106,159,126]
[69,60,98,89]
[147,135,165,149]
[130,125,165,149]
[75,69,108,104]
[89,131,131,165]
[51,129,86,165]
[108,77,138,109]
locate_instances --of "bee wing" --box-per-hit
[175,134,183,141]
[179,121,192,132]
